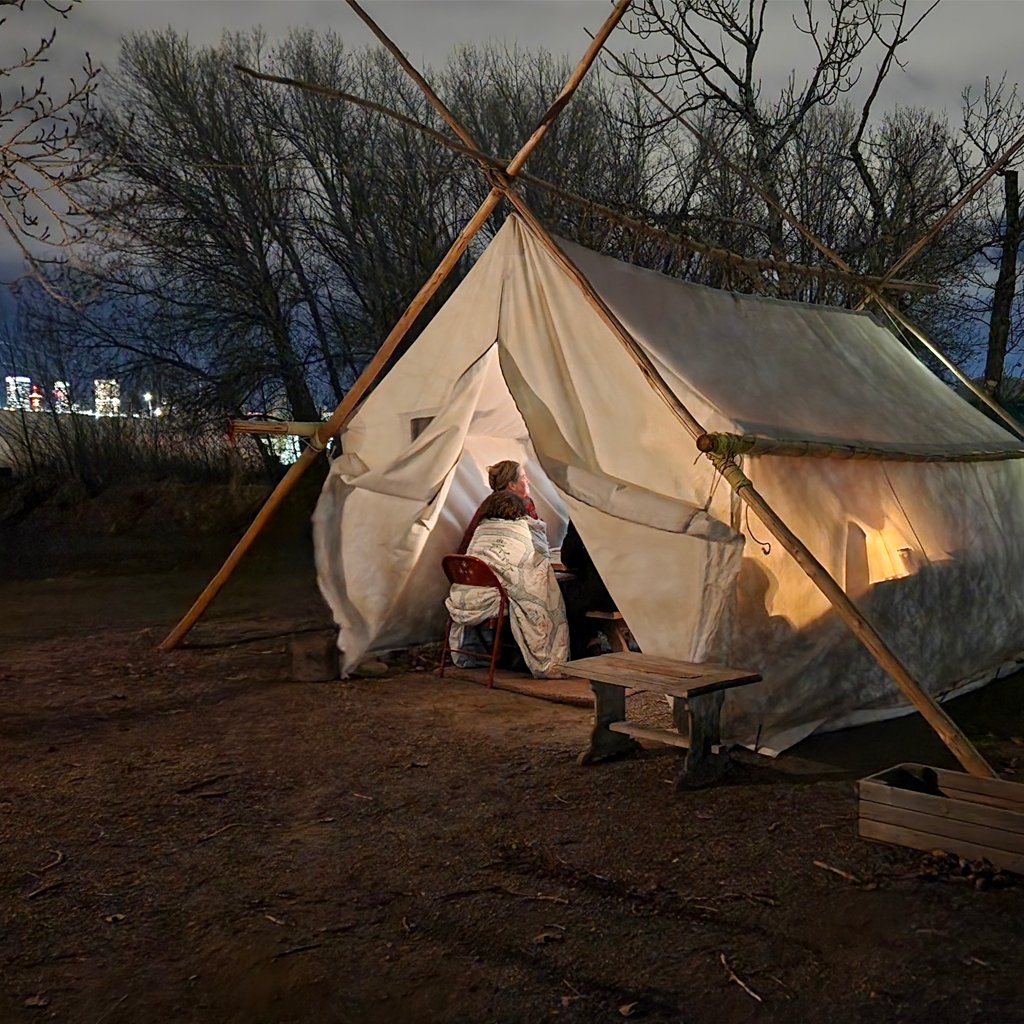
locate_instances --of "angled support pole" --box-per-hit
[508,201,993,779]
[360,4,993,779]
[159,0,633,651]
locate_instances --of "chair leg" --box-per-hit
[486,614,503,689]
[438,617,453,677]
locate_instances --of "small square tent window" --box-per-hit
[410,415,434,442]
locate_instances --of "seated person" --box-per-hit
[458,459,540,554]
[560,521,618,659]
[446,491,569,678]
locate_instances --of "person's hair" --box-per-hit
[487,460,521,492]
[479,491,528,522]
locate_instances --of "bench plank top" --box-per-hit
[561,651,761,699]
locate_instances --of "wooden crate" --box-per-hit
[858,763,1024,874]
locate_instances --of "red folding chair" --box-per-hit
[438,554,509,689]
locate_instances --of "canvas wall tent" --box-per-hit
[313,215,1024,755]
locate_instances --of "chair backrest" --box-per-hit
[442,554,504,591]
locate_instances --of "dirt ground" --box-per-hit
[4,516,1024,1023]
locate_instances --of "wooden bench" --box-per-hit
[561,651,762,788]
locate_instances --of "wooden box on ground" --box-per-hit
[858,763,1024,874]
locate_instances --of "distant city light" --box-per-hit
[94,379,121,417]
[4,376,30,411]
[53,381,70,414]
[269,434,301,466]
[153,406,163,418]
[29,384,44,412]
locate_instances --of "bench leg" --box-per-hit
[578,681,641,766]
[674,689,729,789]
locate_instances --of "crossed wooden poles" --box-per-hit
[162,0,1004,779]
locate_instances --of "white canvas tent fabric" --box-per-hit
[314,215,1024,753]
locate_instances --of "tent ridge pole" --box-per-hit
[698,431,1024,462]
[872,296,1024,441]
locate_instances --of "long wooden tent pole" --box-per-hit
[866,128,1024,299]
[159,0,633,651]
[235,64,935,298]
[158,193,503,651]
[697,431,1024,463]
[873,295,1024,440]
[502,199,994,778]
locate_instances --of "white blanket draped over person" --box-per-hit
[446,517,569,677]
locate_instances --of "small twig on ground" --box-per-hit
[510,889,570,904]
[25,880,66,900]
[177,773,233,795]
[38,849,65,872]
[316,915,384,934]
[437,884,569,904]
[196,823,244,844]
[680,891,777,908]
[272,942,322,961]
[813,860,863,884]
[351,792,374,801]
[719,953,763,1003]
[93,993,128,1024]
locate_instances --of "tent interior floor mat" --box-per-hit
[444,666,594,707]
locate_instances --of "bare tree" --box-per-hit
[0,0,103,286]
[622,0,937,262]
[959,76,1024,401]
[88,29,322,421]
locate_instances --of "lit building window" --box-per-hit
[4,376,31,411]
[94,379,121,417]
[269,434,301,465]
[52,381,70,414]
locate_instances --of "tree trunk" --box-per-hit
[985,168,1021,400]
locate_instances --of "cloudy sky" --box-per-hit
[2,0,1023,292]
